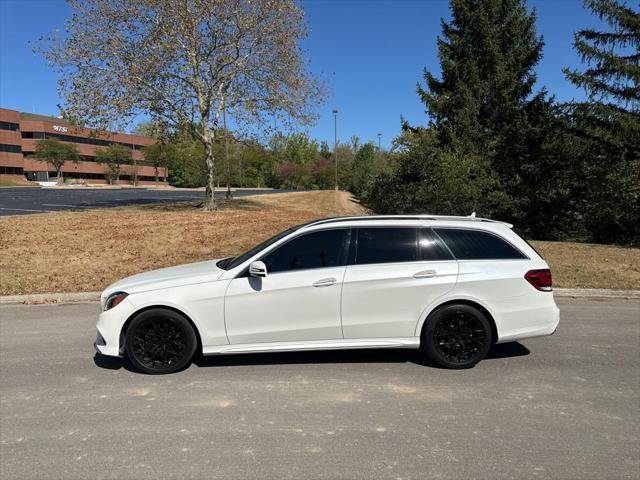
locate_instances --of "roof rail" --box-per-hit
[302,214,513,229]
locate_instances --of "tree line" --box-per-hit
[139,124,395,195]
[141,0,638,244]
[365,0,638,245]
[39,0,637,244]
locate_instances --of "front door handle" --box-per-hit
[413,269,437,279]
[313,277,337,287]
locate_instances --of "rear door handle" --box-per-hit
[313,277,337,287]
[413,270,437,279]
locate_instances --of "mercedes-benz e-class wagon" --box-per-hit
[95,215,559,374]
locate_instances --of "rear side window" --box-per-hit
[355,228,418,265]
[262,229,349,273]
[420,229,455,261]
[434,228,526,260]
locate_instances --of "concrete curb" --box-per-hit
[553,288,640,300]
[0,292,101,305]
[1,288,638,306]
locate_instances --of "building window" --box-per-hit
[21,131,45,139]
[0,166,24,175]
[0,121,19,132]
[20,131,142,150]
[0,144,22,153]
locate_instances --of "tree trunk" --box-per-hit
[154,166,159,184]
[203,136,216,210]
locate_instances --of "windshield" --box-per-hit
[216,225,299,270]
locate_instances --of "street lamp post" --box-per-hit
[377,133,382,151]
[223,97,232,199]
[332,109,338,190]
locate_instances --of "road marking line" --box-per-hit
[42,204,82,207]
[0,207,53,213]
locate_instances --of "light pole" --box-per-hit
[332,109,338,190]
[377,133,382,151]
[223,97,232,199]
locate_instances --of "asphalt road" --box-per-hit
[1,298,638,479]
[0,187,286,216]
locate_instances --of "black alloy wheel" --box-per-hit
[422,304,492,369]
[125,308,197,374]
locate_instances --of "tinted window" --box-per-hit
[420,229,454,261]
[434,228,526,260]
[0,167,24,174]
[356,228,418,265]
[219,227,299,270]
[0,144,22,153]
[0,121,19,131]
[21,132,45,139]
[263,229,349,273]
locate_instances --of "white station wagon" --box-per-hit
[95,215,559,374]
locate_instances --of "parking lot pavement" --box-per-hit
[0,187,286,216]
[1,298,638,479]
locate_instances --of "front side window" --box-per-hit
[262,229,349,273]
[355,227,418,265]
[218,227,299,270]
[434,228,526,260]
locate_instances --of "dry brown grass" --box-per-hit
[530,240,640,290]
[0,191,637,294]
[0,179,38,187]
[0,191,366,295]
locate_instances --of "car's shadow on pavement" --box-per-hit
[93,354,126,370]
[93,342,530,373]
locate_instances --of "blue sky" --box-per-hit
[0,0,605,148]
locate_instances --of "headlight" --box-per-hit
[104,291,128,311]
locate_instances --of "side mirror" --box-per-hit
[249,260,267,278]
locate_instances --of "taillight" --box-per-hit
[525,269,552,291]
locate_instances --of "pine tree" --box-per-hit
[564,0,639,112]
[411,0,550,221]
[563,1,640,244]
[419,0,545,154]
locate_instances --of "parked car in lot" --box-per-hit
[95,215,559,374]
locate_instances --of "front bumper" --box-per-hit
[94,297,136,357]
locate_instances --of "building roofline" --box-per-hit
[19,112,68,123]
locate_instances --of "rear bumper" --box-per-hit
[496,301,560,344]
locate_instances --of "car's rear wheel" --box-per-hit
[125,308,197,374]
[421,304,492,369]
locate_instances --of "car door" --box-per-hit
[224,228,350,344]
[341,227,458,338]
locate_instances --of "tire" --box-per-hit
[125,308,197,374]
[421,304,492,369]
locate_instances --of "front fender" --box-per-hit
[125,280,230,349]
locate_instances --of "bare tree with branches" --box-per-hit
[40,0,323,209]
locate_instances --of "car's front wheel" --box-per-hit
[125,308,197,374]
[421,304,492,369]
